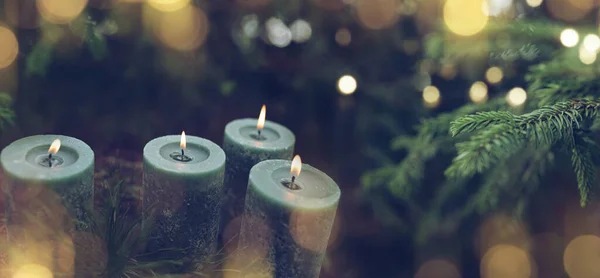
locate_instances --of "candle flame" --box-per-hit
[180,131,186,150]
[291,155,302,177]
[257,105,266,130]
[48,139,61,154]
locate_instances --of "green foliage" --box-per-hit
[0,93,15,132]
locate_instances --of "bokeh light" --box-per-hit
[486,67,503,84]
[440,63,457,80]
[470,81,488,103]
[147,0,190,12]
[481,244,533,278]
[335,28,351,46]
[476,214,530,257]
[507,87,527,106]
[423,85,440,108]
[338,75,357,95]
[154,5,209,52]
[484,0,513,17]
[266,17,292,48]
[290,210,334,252]
[0,25,19,70]
[356,0,399,30]
[444,0,488,36]
[415,259,461,278]
[579,44,597,65]
[582,34,600,52]
[547,0,593,22]
[564,235,600,278]
[560,29,579,47]
[290,19,312,43]
[526,0,543,7]
[37,0,88,24]
[13,264,53,278]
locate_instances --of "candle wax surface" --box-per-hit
[225,118,295,151]
[249,160,340,209]
[144,135,223,175]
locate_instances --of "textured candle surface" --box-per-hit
[221,119,294,243]
[142,135,225,265]
[0,134,94,231]
[237,159,340,278]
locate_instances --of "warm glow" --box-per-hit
[356,0,399,30]
[423,86,441,108]
[507,87,527,106]
[547,0,593,22]
[147,0,191,12]
[48,139,61,154]
[526,0,543,7]
[335,28,351,46]
[579,44,597,65]
[37,0,88,24]
[444,0,488,36]
[415,259,461,278]
[291,155,302,177]
[0,26,18,69]
[470,81,488,103]
[564,235,600,278]
[561,28,579,47]
[583,34,600,52]
[486,67,504,84]
[481,244,533,278]
[338,75,357,95]
[154,5,209,51]
[257,105,266,130]
[13,264,53,278]
[180,131,186,150]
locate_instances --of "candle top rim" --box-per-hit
[225,118,295,150]
[0,134,94,181]
[249,159,340,210]
[143,135,225,175]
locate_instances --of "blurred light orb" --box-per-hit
[423,85,440,108]
[290,19,312,43]
[470,81,488,103]
[526,0,543,7]
[155,5,209,52]
[547,0,593,22]
[266,17,292,48]
[415,259,461,278]
[564,235,600,278]
[147,0,190,12]
[440,63,457,80]
[507,87,527,106]
[13,264,53,278]
[356,0,399,30]
[337,75,357,95]
[484,0,513,17]
[486,67,503,84]
[37,0,88,24]
[335,28,351,46]
[583,34,600,53]
[241,14,260,39]
[0,26,19,69]
[579,45,597,65]
[481,244,533,278]
[560,28,579,47]
[444,0,488,36]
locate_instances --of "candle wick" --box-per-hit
[181,148,184,157]
[48,153,52,167]
[257,129,262,138]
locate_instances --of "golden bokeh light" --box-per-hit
[485,67,503,84]
[560,28,580,47]
[440,63,457,80]
[526,0,543,7]
[470,81,488,103]
[564,235,600,278]
[13,264,53,278]
[579,45,597,65]
[547,0,593,22]
[356,0,400,30]
[507,87,527,107]
[37,0,88,24]
[415,259,461,278]
[444,0,488,36]
[147,0,190,12]
[583,34,600,52]
[338,75,357,95]
[335,28,351,46]
[154,5,209,52]
[423,85,440,108]
[481,244,533,278]
[0,25,19,70]
[476,214,530,257]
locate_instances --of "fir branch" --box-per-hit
[450,111,516,137]
[572,135,597,206]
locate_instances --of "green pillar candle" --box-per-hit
[142,132,225,263]
[221,107,295,245]
[237,157,340,278]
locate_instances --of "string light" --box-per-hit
[337,75,357,95]
[290,19,312,43]
[560,28,579,47]
[485,67,503,84]
[444,0,488,36]
[335,28,351,46]
[0,25,18,69]
[579,44,597,65]
[583,34,600,53]
[507,87,527,106]
[423,85,440,108]
[470,81,488,103]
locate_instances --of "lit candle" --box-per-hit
[0,135,94,232]
[237,155,340,278]
[142,131,226,264]
[221,105,295,245]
